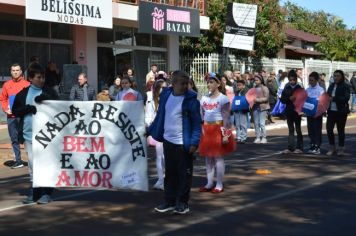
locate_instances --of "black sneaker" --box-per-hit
[11,162,24,169]
[22,195,35,204]
[154,203,175,213]
[173,202,190,215]
[312,147,321,155]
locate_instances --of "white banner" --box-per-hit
[32,101,148,191]
[26,0,113,29]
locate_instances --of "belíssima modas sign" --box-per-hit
[26,0,113,29]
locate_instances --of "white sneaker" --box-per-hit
[293,149,303,154]
[326,146,336,156]
[254,138,261,144]
[260,138,267,144]
[282,149,292,154]
[337,147,345,156]
[153,182,164,190]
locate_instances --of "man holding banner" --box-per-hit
[12,63,59,204]
[148,70,202,215]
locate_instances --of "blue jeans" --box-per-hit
[351,93,356,112]
[253,110,267,139]
[7,117,22,163]
[234,112,248,141]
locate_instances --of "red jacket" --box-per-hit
[0,77,30,118]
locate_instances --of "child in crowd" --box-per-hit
[252,75,270,144]
[115,76,143,101]
[199,73,235,193]
[12,63,59,204]
[280,70,304,154]
[232,80,249,144]
[148,70,201,214]
[188,76,198,93]
[305,72,325,154]
[109,76,121,100]
[145,79,167,190]
[96,86,110,101]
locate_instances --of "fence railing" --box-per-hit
[180,53,356,95]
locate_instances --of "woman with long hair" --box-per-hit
[145,79,167,190]
[326,70,350,156]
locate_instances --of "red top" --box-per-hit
[0,77,30,118]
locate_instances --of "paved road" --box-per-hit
[0,115,356,236]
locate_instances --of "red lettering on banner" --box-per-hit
[56,170,71,187]
[63,136,105,152]
[56,170,113,188]
[74,170,89,187]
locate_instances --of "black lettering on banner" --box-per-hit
[88,120,101,135]
[98,154,110,170]
[85,153,100,169]
[60,153,74,169]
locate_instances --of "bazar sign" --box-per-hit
[138,0,200,37]
[32,101,148,191]
[26,0,112,29]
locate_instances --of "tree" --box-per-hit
[284,1,356,62]
[180,0,286,59]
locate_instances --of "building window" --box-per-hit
[26,20,50,38]
[51,23,72,40]
[0,40,24,78]
[97,28,114,43]
[0,13,23,36]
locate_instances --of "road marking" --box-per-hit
[147,170,356,236]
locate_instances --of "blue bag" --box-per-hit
[231,96,249,111]
[271,99,286,116]
[302,97,318,116]
[9,95,16,111]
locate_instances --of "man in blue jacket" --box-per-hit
[148,70,202,214]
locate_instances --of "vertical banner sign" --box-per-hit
[32,101,148,191]
[223,3,257,51]
[26,0,113,29]
[138,0,200,37]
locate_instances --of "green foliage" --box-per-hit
[284,1,356,62]
[180,0,286,58]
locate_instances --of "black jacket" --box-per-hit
[12,86,59,143]
[327,81,350,113]
[280,83,303,116]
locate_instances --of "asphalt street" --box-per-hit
[0,115,356,236]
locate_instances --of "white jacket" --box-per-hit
[306,83,325,99]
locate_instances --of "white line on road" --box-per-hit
[147,170,356,236]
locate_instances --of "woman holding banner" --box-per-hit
[326,70,351,156]
[305,72,325,155]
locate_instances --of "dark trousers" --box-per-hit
[163,140,193,205]
[307,116,323,147]
[286,113,303,151]
[326,111,348,147]
[7,117,22,163]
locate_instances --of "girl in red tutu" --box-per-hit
[199,73,236,193]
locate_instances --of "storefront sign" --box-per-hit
[223,3,257,51]
[26,0,113,29]
[32,101,148,191]
[138,1,200,37]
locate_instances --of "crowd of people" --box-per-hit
[0,60,355,214]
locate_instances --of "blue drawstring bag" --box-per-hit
[231,96,249,111]
[271,99,286,116]
[9,95,16,111]
[302,97,318,116]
